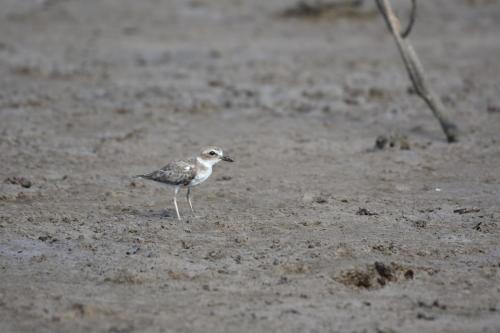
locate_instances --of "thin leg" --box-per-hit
[173,186,181,220]
[186,187,194,213]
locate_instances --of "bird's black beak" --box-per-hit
[222,155,234,162]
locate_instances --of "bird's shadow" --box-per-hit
[131,208,175,219]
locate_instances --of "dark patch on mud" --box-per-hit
[373,134,410,151]
[335,262,417,289]
[279,0,375,20]
[4,176,32,188]
[356,207,378,216]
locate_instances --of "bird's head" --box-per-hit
[199,146,234,166]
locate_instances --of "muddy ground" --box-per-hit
[1,0,500,332]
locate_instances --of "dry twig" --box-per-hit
[375,0,458,142]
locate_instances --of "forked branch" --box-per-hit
[375,0,458,142]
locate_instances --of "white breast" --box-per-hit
[189,158,213,187]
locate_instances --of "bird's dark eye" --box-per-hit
[209,151,216,156]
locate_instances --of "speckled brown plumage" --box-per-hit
[136,158,197,186]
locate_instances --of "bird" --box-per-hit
[134,146,234,220]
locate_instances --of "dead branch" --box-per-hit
[377,0,416,38]
[401,0,416,38]
[375,0,458,142]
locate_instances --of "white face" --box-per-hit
[199,146,233,166]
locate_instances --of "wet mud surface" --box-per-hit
[1,1,500,332]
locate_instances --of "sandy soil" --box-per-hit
[1,0,500,332]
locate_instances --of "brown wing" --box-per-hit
[139,159,196,186]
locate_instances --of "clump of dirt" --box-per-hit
[356,207,378,216]
[4,176,32,188]
[38,235,58,244]
[373,134,410,151]
[278,0,375,20]
[335,262,415,289]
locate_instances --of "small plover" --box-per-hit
[135,146,234,220]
